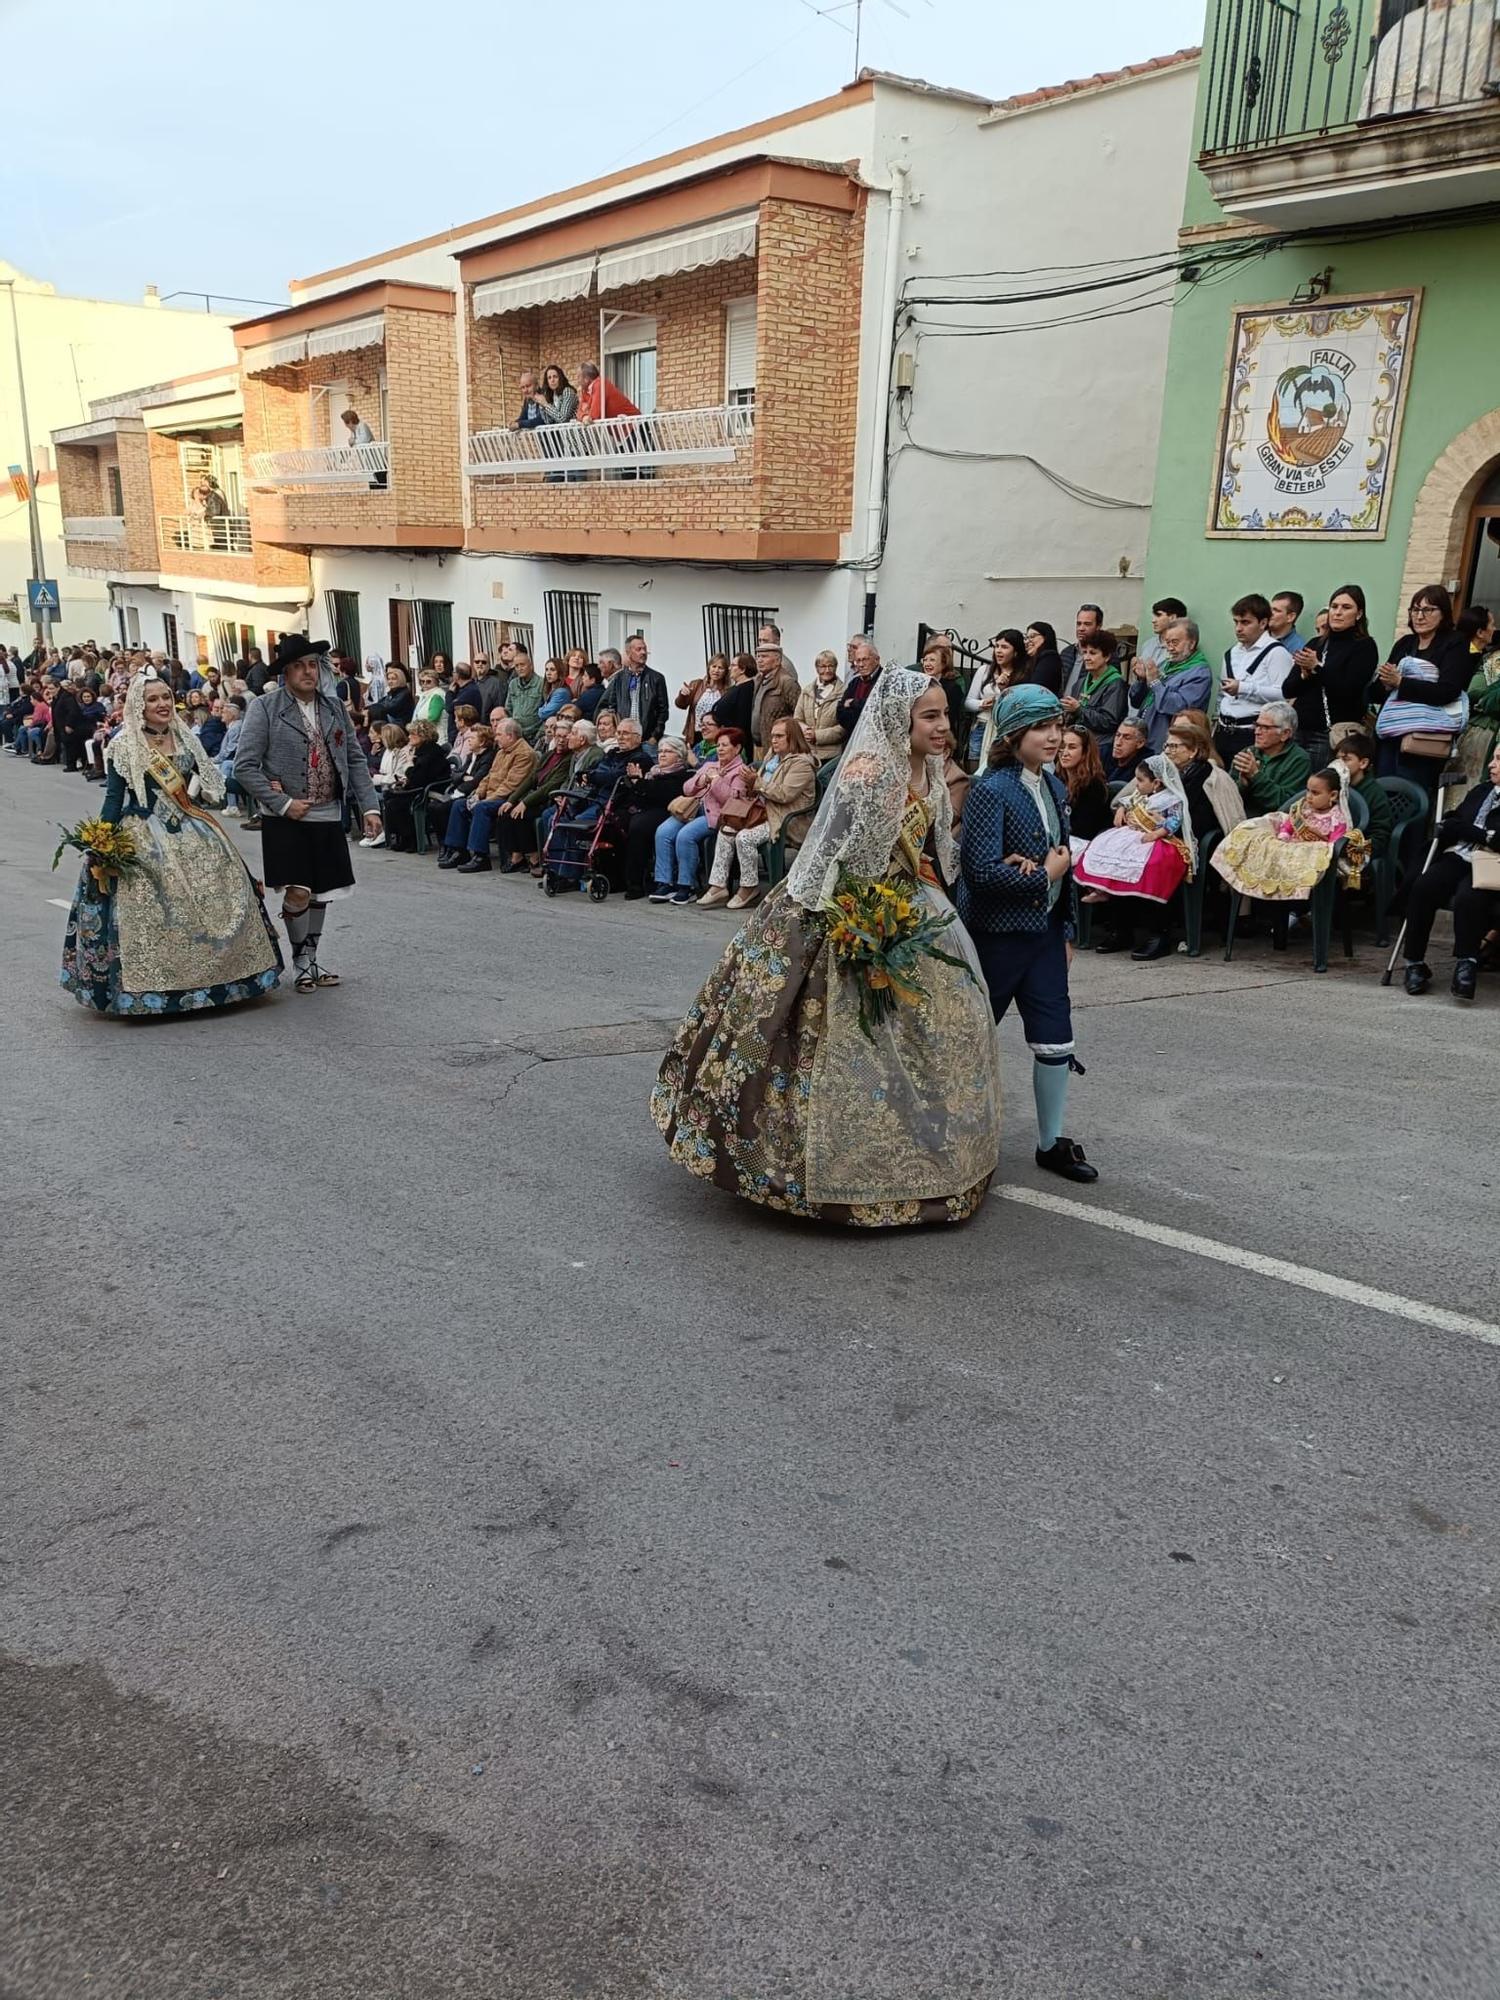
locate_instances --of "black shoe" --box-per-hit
[1131,936,1172,962]
[1093,935,1130,954]
[1403,962,1432,996]
[1035,1137,1098,1184]
[438,850,463,869]
[1452,957,1478,1002]
[624,888,646,901]
[457,855,492,874]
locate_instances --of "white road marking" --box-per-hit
[995,1183,1500,1349]
[47,898,71,910]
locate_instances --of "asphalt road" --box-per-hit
[3,758,1498,2000]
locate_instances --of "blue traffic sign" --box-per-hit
[27,578,60,617]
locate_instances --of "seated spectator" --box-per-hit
[70,684,109,775]
[1102,714,1149,786]
[1057,724,1111,851]
[1063,628,1129,742]
[699,717,817,910]
[367,664,415,729]
[1076,754,1196,958]
[442,718,539,874]
[534,720,601,866]
[371,723,412,795]
[1332,731,1393,858]
[500,718,591,875]
[713,653,756,740]
[795,649,846,764]
[443,724,496,804]
[1229,699,1311,812]
[592,709,617,754]
[651,725,751,905]
[197,699,228,759]
[1213,762,1367,909]
[1398,745,1500,1000]
[16,687,51,760]
[381,721,451,851]
[1128,617,1213,753]
[1,683,33,748]
[677,655,731,740]
[450,705,485,762]
[1163,716,1246,838]
[1216,594,1297,764]
[620,738,691,898]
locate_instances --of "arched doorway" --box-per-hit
[1459,464,1500,613]
[1399,410,1500,609]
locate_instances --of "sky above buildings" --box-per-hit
[4,0,1204,311]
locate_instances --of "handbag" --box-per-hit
[719,795,767,835]
[1473,850,1500,890]
[1398,732,1454,761]
[666,793,701,823]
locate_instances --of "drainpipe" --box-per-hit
[859,161,909,630]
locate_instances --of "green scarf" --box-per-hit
[1081,663,1124,698]
[1141,648,1207,714]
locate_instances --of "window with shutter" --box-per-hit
[724,298,757,408]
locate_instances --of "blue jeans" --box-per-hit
[654,812,715,888]
[465,797,508,855]
[19,724,46,755]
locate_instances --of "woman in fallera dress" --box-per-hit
[652,669,1001,1227]
[60,671,282,1016]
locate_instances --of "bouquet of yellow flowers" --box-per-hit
[52,817,140,893]
[823,868,970,1041]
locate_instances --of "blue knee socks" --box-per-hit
[1032,1056,1069,1150]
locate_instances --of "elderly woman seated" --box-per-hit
[380,721,453,852]
[620,737,692,898]
[698,716,817,909]
[440,718,540,873]
[651,725,752,905]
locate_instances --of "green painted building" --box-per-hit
[1145,0,1500,662]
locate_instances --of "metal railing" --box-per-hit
[63,515,126,541]
[159,513,252,555]
[1202,0,1500,155]
[467,402,754,480]
[249,441,389,489]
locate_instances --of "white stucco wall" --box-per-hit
[867,68,1198,659]
[0,266,236,645]
[305,549,859,685]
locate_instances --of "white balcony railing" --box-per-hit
[467,402,754,480]
[159,513,253,556]
[63,515,126,541]
[249,441,389,490]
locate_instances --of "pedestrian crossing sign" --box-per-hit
[27,579,60,616]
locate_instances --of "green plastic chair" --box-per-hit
[1372,776,1433,944]
[1182,824,1222,957]
[1223,788,1367,974]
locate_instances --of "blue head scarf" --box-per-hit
[992,684,1064,743]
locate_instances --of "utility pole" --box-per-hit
[3,277,51,652]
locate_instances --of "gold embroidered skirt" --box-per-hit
[1211,818,1333,902]
[652,882,1001,1227]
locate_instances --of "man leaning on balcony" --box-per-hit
[597,635,668,747]
[342,407,386,491]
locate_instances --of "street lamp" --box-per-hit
[0,276,51,650]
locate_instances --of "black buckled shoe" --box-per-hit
[1452,957,1478,1002]
[1130,936,1172,961]
[457,854,492,874]
[1036,1137,1098,1184]
[1403,962,1433,996]
[438,848,463,869]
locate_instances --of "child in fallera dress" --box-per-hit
[1073,754,1194,906]
[1212,763,1368,902]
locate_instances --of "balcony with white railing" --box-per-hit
[249,441,389,490]
[62,515,126,541]
[159,513,253,557]
[467,403,754,480]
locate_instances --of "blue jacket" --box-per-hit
[958,764,1077,940]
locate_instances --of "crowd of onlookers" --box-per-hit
[4,580,1497,996]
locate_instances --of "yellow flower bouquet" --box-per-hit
[823,868,970,1041]
[52,817,140,894]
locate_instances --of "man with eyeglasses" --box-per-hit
[1230,699,1311,813]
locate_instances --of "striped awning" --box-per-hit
[596,214,757,294]
[244,332,309,374]
[474,257,596,319]
[306,312,386,359]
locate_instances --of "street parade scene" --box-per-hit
[3,0,1499,1995]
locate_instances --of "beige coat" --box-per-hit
[794,679,845,761]
[475,735,539,803]
[754,750,818,843]
[750,661,802,751]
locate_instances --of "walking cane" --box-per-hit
[1379,760,1460,986]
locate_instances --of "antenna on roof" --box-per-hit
[799,0,933,83]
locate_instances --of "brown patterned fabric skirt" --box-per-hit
[651,883,1001,1229]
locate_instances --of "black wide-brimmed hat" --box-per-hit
[270,633,330,670]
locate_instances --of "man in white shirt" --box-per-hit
[1215,592,1296,764]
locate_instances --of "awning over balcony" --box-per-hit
[306,312,386,359]
[596,213,757,294]
[473,257,596,319]
[245,332,310,374]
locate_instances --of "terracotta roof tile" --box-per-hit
[991,47,1200,114]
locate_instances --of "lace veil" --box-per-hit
[107,670,226,810]
[786,666,954,909]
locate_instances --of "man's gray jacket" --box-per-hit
[233,677,379,819]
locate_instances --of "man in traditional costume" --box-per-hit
[233,634,381,994]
